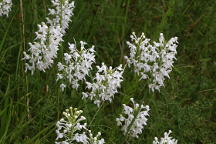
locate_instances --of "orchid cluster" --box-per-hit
[0,0,12,17]
[4,0,181,141]
[153,130,178,144]
[82,63,123,107]
[57,41,95,91]
[125,32,178,92]
[116,98,150,138]
[23,0,75,74]
[56,107,105,144]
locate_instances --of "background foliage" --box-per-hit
[0,0,216,143]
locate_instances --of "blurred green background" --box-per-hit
[0,0,216,143]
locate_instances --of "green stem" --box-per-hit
[89,102,104,126]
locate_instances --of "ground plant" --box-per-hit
[0,0,215,144]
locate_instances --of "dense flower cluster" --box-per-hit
[125,32,178,92]
[153,130,178,144]
[116,98,150,138]
[57,41,95,91]
[23,23,63,73]
[48,0,75,34]
[0,0,12,17]
[82,63,123,107]
[23,0,75,74]
[56,107,105,144]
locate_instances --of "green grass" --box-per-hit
[0,0,216,143]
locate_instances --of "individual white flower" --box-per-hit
[55,107,105,144]
[153,130,178,144]
[82,63,124,107]
[116,98,150,138]
[57,41,95,91]
[23,0,75,74]
[60,83,66,91]
[125,32,178,92]
[0,0,12,17]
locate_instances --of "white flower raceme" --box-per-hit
[23,23,63,74]
[55,107,87,144]
[153,130,178,144]
[57,41,95,91]
[55,107,105,144]
[125,32,178,92]
[0,0,12,17]
[48,0,75,34]
[82,63,124,107]
[116,98,150,138]
[23,0,75,74]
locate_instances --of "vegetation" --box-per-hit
[0,0,215,143]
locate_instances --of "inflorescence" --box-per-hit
[48,0,75,34]
[116,98,150,138]
[56,107,105,144]
[57,41,95,91]
[153,130,178,144]
[82,63,123,107]
[0,0,12,17]
[23,0,75,74]
[125,32,178,92]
